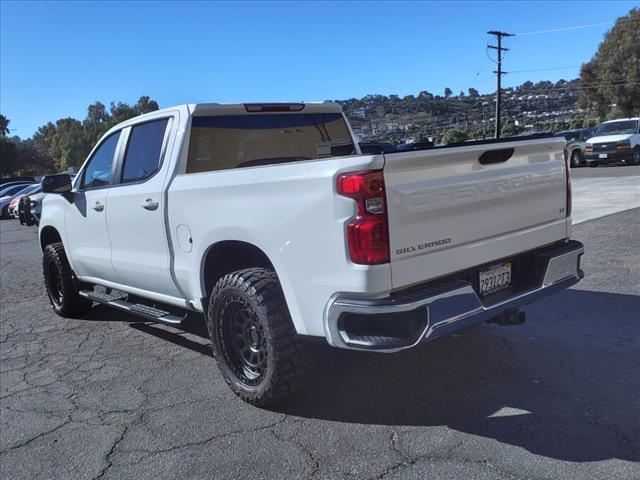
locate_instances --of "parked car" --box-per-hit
[0,177,37,189]
[39,102,584,405]
[395,139,435,152]
[358,142,397,154]
[8,184,41,218]
[584,118,640,167]
[22,190,46,226]
[0,183,36,218]
[554,128,595,167]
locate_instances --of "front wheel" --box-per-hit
[630,148,640,166]
[206,268,305,406]
[570,150,582,168]
[43,243,92,317]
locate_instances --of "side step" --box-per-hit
[79,290,185,325]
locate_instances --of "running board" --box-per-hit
[79,290,185,325]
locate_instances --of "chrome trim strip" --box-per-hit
[325,242,584,352]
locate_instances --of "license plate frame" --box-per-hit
[479,262,512,296]
[598,153,608,159]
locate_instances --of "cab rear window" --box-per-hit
[186,113,355,173]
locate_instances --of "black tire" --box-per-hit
[43,243,92,317]
[589,161,599,168]
[570,150,582,168]
[206,268,305,406]
[630,148,640,166]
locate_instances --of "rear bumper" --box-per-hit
[325,240,584,352]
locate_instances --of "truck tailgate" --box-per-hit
[384,137,568,289]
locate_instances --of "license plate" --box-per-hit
[598,153,608,159]
[479,262,512,296]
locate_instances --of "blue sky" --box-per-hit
[1,0,636,138]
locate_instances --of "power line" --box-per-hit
[471,79,640,92]
[514,21,614,36]
[507,65,580,73]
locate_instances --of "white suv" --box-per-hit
[584,117,640,167]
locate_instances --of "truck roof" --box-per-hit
[190,102,343,116]
[129,102,344,121]
[103,103,345,136]
[601,117,640,123]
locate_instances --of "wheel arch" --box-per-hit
[40,225,63,251]
[201,240,276,301]
[196,236,307,336]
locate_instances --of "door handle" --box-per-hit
[141,198,159,211]
[92,201,104,212]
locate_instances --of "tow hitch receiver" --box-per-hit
[488,308,526,326]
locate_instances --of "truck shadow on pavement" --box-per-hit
[84,288,640,463]
[278,288,640,463]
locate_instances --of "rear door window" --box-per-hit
[186,113,355,173]
[121,119,169,183]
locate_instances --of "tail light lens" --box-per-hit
[337,170,390,265]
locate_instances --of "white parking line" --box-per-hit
[572,176,640,224]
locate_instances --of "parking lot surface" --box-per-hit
[571,165,640,224]
[1,169,639,480]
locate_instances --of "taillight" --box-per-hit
[337,170,390,265]
[564,153,572,218]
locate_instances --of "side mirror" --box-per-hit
[42,174,72,194]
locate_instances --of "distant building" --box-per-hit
[350,107,366,119]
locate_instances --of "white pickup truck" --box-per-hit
[39,102,584,405]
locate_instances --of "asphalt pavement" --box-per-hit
[1,167,639,480]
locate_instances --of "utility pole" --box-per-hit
[487,30,513,138]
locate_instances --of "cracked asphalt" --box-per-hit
[1,201,639,479]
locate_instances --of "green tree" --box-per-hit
[570,118,585,129]
[0,138,18,175]
[0,96,160,176]
[134,95,159,115]
[84,101,110,146]
[579,8,640,117]
[109,102,138,126]
[502,122,525,137]
[444,87,453,99]
[31,122,57,168]
[441,128,468,144]
[52,118,85,171]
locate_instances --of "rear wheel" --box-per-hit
[206,268,305,406]
[570,150,582,168]
[43,243,92,317]
[630,148,640,166]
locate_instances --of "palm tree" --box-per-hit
[0,114,9,137]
